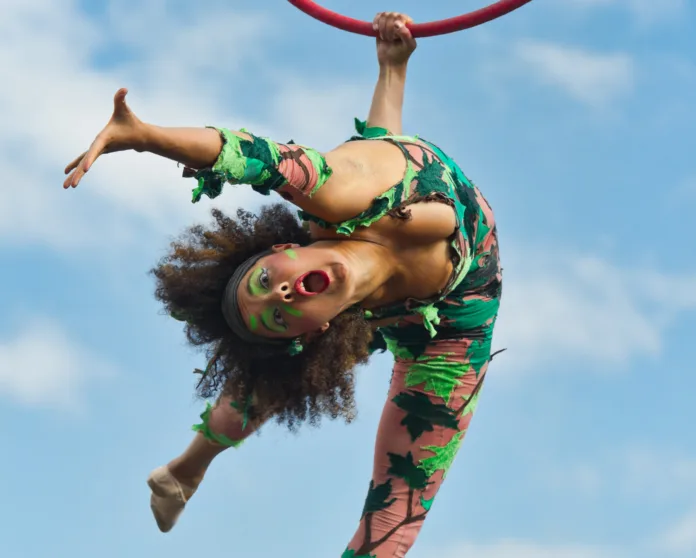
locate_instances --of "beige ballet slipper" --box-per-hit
[147,466,196,533]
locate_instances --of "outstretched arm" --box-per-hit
[61,87,401,224]
[63,89,253,189]
[366,12,417,135]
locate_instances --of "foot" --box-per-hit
[147,466,198,533]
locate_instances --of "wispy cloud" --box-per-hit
[620,449,696,500]
[542,447,696,501]
[0,318,115,410]
[514,40,634,107]
[428,540,624,558]
[493,248,696,375]
[567,0,688,26]
[658,510,696,556]
[0,0,374,251]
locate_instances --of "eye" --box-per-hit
[258,268,270,290]
[273,308,287,328]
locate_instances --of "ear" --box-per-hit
[271,243,300,253]
[302,322,330,342]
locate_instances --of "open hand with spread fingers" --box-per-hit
[63,88,148,189]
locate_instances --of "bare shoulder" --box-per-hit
[298,139,408,223]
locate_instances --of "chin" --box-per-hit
[330,261,349,286]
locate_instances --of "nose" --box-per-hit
[273,281,294,303]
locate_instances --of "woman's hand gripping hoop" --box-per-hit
[288,0,535,38]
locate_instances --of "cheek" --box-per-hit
[289,302,335,329]
[293,312,324,329]
[309,299,342,324]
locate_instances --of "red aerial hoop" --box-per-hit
[288,0,534,38]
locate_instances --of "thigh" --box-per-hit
[345,338,487,557]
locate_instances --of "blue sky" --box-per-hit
[1,0,695,556]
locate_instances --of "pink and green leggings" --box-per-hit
[194,337,487,557]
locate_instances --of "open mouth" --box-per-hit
[295,270,330,296]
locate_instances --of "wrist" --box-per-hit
[136,121,157,153]
[379,63,408,79]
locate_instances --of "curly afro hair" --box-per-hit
[151,203,374,430]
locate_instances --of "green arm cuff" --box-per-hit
[189,127,285,203]
[354,118,391,139]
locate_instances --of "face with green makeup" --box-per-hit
[235,243,352,339]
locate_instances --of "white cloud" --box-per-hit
[0,0,374,251]
[428,540,624,558]
[620,449,696,500]
[568,0,688,26]
[537,448,696,515]
[545,463,604,495]
[3,0,694,378]
[514,40,634,107]
[658,510,696,555]
[0,0,269,248]
[492,248,696,374]
[466,448,696,558]
[0,319,114,410]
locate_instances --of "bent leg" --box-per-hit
[149,395,267,532]
[167,394,262,480]
[345,338,487,557]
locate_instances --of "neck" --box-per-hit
[316,239,398,309]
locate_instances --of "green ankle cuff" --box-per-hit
[192,403,245,449]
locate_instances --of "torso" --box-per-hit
[295,121,502,349]
[309,200,455,310]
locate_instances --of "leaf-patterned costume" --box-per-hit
[189,120,502,557]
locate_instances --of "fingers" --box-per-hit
[64,87,129,190]
[63,166,80,189]
[396,21,417,51]
[62,135,107,188]
[64,151,87,175]
[382,12,398,42]
[373,12,414,42]
[81,135,107,173]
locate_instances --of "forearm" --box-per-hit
[140,123,334,204]
[142,124,251,170]
[367,64,408,135]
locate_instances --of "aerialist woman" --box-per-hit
[64,11,503,557]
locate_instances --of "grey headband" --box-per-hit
[221,250,291,350]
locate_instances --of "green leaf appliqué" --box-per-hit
[420,494,436,512]
[342,549,377,558]
[405,354,471,403]
[419,431,465,479]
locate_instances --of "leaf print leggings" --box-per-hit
[343,337,486,557]
[196,336,487,557]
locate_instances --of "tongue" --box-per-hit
[304,272,328,293]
